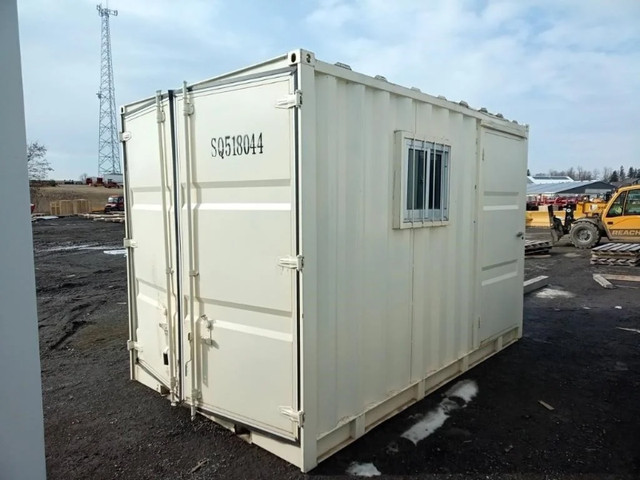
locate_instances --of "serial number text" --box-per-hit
[211,133,264,159]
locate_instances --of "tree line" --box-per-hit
[25,139,640,185]
[529,165,640,183]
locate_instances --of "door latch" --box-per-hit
[199,315,215,346]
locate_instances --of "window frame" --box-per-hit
[393,131,451,229]
[606,191,627,218]
[623,190,640,216]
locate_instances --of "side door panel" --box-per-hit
[478,128,527,343]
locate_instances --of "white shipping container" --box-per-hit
[104,173,123,185]
[121,49,528,471]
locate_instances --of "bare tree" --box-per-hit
[27,141,53,211]
[601,167,613,182]
[79,173,88,183]
[575,166,593,181]
[27,141,52,181]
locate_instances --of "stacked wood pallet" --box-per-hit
[525,239,552,256]
[99,216,125,224]
[78,213,125,223]
[591,243,640,266]
[50,200,74,216]
[49,199,91,216]
[72,199,91,214]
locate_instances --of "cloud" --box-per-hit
[16,0,640,178]
[304,0,640,174]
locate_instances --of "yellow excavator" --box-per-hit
[566,185,640,248]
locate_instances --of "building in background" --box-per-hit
[527,175,575,184]
[527,181,615,197]
[526,180,615,210]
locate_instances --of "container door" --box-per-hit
[122,97,180,399]
[176,72,300,440]
[478,127,527,343]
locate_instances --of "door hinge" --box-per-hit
[279,407,304,426]
[123,238,137,248]
[119,131,132,142]
[127,340,143,352]
[156,109,166,123]
[275,90,302,109]
[183,102,194,116]
[278,255,304,271]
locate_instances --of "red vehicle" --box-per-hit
[104,195,124,213]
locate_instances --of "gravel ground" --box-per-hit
[34,218,640,479]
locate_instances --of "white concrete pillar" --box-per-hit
[0,1,47,478]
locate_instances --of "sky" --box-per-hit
[17,0,640,180]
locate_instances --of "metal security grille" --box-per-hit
[404,139,450,223]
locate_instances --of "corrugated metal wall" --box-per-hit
[313,72,480,436]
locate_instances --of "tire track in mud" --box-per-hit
[41,294,114,352]
[34,218,127,355]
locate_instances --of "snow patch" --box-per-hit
[617,327,640,334]
[401,406,450,445]
[535,288,574,299]
[445,379,478,403]
[43,244,120,253]
[385,442,399,454]
[33,215,59,221]
[346,462,381,477]
[401,379,478,445]
[104,249,127,256]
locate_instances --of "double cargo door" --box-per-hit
[122,72,301,441]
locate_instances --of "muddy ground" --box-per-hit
[33,218,639,479]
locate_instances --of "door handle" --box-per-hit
[516,231,524,238]
[607,222,613,225]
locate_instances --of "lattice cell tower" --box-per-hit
[96,4,120,175]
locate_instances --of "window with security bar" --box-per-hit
[403,139,450,224]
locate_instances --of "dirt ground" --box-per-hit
[32,184,124,213]
[33,218,640,479]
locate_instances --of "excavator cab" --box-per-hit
[603,188,640,241]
